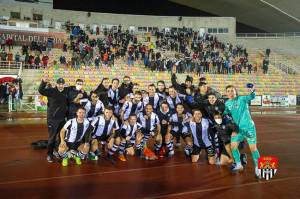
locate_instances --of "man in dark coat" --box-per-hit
[38,77,68,162]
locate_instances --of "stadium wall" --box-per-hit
[235,38,300,55]
[0,1,235,38]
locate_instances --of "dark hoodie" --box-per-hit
[171,73,195,95]
[94,83,109,106]
[119,82,133,100]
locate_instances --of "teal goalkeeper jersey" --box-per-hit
[224,92,256,131]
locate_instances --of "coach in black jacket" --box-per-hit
[38,77,68,162]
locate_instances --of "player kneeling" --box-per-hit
[184,109,216,164]
[89,106,120,162]
[137,104,162,160]
[165,103,193,157]
[58,107,94,166]
[213,112,246,165]
[118,114,143,161]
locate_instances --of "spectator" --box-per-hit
[0,50,7,61]
[94,55,101,69]
[266,48,271,57]
[6,37,13,51]
[7,51,13,62]
[15,52,20,62]
[42,54,49,67]
[63,42,68,52]
[0,36,5,50]
[34,55,41,68]
[263,58,269,74]
[60,55,66,65]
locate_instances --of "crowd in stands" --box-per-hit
[0,25,269,75]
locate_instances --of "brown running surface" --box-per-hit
[0,114,299,199]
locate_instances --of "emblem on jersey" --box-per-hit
[258,156,278,180]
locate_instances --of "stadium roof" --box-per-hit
[170,0,300,33]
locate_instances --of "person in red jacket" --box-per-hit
[42,55,49,67]
[6,38,13,51]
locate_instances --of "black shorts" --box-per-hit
[171,130,190,139]
[66,142,82,150]
[95,131,120,142]
[218,133,231,145]
[160,124,168,137]
[220,147,230,158]
[192,145,215,157]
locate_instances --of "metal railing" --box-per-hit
[8,94,37,112]
[269,52,300,75]
[237,32,300,38]
[0,61,23,75]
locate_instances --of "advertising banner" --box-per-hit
[250,95,262,106]
[288,95,297,106]
[35,95,47,111]
[262,95,289,107]
[0,29,66,48]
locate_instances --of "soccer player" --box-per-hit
[142,84,163,113]
[156,80,167,99]
[166,86,186,114]
[74,91,105,120]
[156,101,172,157]
[108,78,121,116]
[118,114,143,161]
[137,104,162,157]
[213,112,247,166]
[184,109,215,164]
[58,107,94,166]
[224,84,261,178]
[120,91,143,122]
[90,106,120,161]
[165,103,193,156]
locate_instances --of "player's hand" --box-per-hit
[77,93,83,99]
[248,85,255,93]
[60,141,66,148]
[231,132,237,137]
[150,131,155,136]
[125,136,131,141]
[42,78,50,83]
[161,120,167,125]
[119,99,125,104]
[126,146,134,155]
